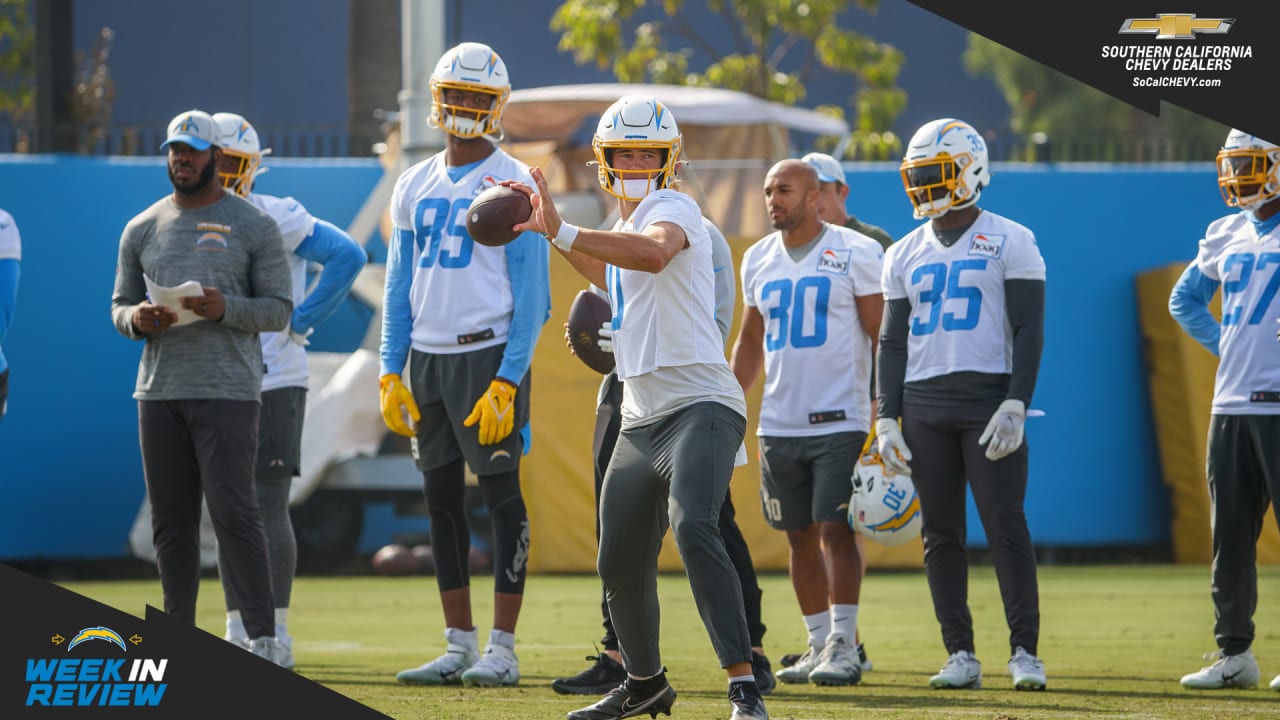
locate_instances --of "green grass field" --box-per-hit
[60,565,1280,719]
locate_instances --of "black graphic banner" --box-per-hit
[905,0,1280,141]
[0,565,391,719]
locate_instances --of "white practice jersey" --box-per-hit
[883,210,1045,383]
[742,224,883,436]
[391,150,533,353]
[1194,212,1280,414]
[607,190,746,426]
[0,209,19,260]
[252,193,317,392]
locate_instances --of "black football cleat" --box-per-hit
[553,650,628,695]
[728,680,769,720]
[566,674,676,720]
[751,652,775,696]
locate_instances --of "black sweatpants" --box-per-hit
[903,400,1040,657]
[1207,414,1280,656]
[592,374,766,650]
[138,399,275,639]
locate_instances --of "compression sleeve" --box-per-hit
[0,259,17,346]
[876,297,911,419]
[1005,278,1046,404]
[0,258,17,373]
[497,230,551,383]
[291,219,367,335]
[380,226,416,376]
[1168,261,1222,356]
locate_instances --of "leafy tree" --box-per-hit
[964,34,1226,162]
[550,0,907,160]
[0,0,34,124]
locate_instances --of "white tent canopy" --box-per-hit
[502,83,851,239]
[503,83,850,142]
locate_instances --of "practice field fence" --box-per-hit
[0,121,1223,164]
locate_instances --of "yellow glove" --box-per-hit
[379,373,420,437]
[464,378,517,445]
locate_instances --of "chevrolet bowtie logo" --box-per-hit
[1119,14,1234,40]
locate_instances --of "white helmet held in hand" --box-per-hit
[212,112,271,197]
[429,42,511,140]
[1217,128,1280,210]
[848,451,922,547]
[592,95,683,202]
[899,118,990,220]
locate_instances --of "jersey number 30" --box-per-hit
[761,276,830,350]
[414,197,474,269]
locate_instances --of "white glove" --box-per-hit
[874,418,913,476]
[979,399,1027,461]
[598,321,614,354]
[290,326,314,347]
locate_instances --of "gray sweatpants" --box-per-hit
[1207,414,1280,656]
[598,400,751,676]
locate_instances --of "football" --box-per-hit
[371,543,420,576]
[567,289,615,375]
[466,185,532,247]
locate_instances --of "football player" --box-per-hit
[1171,129,1280,691]
[875,118,1047,691]
[800,152,895,251]
[509,95,768,720]
[730,159,884,688]
[380,41,551,688]
[553,215,776,697]
[0,208,18,425]
[211,112,367,670]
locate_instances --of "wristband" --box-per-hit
[553,222,579,252]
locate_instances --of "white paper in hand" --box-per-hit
[144,275,206,327]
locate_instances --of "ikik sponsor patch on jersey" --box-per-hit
[968,232,1005,259]
[473,174,502,196]
[816,247,851,275]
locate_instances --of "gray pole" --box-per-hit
[398,0,447,171]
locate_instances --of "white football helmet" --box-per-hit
[899,118,990,220]
[1217,129,1280,210]
[429,42,510,140]
[212,112,272,197]
[848,451,922,548]
[592,95,683,202]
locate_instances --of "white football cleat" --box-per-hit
[461,643,520,687]
[396,628,479,685]
[808,635,862,686]
[1181,649,1259,690]
[1008,647,1046,691]
[930,650,982,689]
[776,647,821,684]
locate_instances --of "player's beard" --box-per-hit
[169,156,217,195]
[770,207,800,231]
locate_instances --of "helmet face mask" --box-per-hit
[1217,129,1280,210]
[900,118,990,220]
[212,112,268,197]
[593,95,683,202]
[430,42,510,140]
